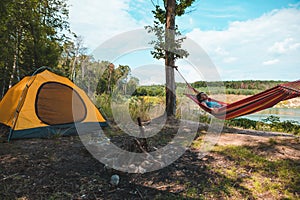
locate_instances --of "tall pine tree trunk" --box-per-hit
[165,0,176,117]
[9,31,20,88]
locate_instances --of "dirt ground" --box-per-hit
[0,123,299,200]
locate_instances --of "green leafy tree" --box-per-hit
[58,36,88,79]
[0,0,70,97]
[123,77,139,96]
[97,63,132,95]
[145,0,195,117]
[74,59,108,97]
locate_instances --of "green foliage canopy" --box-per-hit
[145,0,196,60]
[0,0,70,96]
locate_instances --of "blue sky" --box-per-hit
[184,1,298,30]
[69,0,300,83]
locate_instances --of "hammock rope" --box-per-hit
[174,66,199,94]
[174,67,300,120]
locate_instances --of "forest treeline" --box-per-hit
[0,0,70,92]
[191,80,286,90]
[133,80,287,97]
[0,0,71,96]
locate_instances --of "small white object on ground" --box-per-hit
[110,174,120,186]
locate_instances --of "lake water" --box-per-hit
[240,108,300,123]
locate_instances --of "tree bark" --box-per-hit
[9,30,20,88]
[165,0,176,117]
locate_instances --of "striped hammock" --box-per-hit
[185,80,300,120]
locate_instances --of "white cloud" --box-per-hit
[262,59,279,65]
[269,38,300,54]
[189,18,194,25]
[68,0,145,50]
[215,47,229,56]
[224,57,238,63]
[186,8,300,80]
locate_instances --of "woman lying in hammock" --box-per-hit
[196,92,223,108]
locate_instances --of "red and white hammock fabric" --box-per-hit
[185,80,300,120]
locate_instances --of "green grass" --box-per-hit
[209,144,300,199]
[185,186,199,198]
[95,94,165,122]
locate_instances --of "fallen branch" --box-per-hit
[1,173,19,181]
[136,188,144,200]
